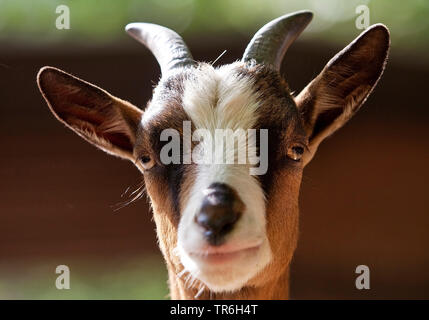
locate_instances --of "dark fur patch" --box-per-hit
[135,63,307,218]
[135,72,192,219]
[234,63,307,198]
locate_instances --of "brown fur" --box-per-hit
[37,24,389,300]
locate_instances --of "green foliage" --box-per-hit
[0,256,168,299]
[0,0,427,51]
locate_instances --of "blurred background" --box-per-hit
[0,0,428,299]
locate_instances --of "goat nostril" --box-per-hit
[218,219,235,234]
[197,214,237,246]
[196,208,241,246]
[195,183,244,246]
[195,212,213,231]
[195,208,239,232]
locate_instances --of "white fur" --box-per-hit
[177,63,272,292]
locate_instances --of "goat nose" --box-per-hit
[195,183,244,246]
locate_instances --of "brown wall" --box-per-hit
[0,37,428,299]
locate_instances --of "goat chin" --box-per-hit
[176,236,272,293]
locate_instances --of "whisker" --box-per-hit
[177,268,187,279]
[190,277,198,289]
[120,186,130,198]
[194,284,205,299]
[111,180,146,212]
[184,273,193,288]
[211,50,227,66]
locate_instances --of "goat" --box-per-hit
[36,11,390,299]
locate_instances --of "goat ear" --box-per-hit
[37,67,143,161]
[295,24,389,166]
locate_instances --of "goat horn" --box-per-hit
[242,11,313,71]
[125,23,196,76]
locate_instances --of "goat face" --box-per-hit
[37,11,389,294]
[137,62,305,291]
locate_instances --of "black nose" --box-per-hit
[195,183,244,246]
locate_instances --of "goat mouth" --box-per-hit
[188,243,262,264]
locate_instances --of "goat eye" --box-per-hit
[287,145,305,161]
[141,155,155,170]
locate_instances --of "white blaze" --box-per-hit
[177,63,272,292]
